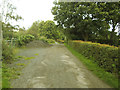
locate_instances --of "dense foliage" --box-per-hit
[52,2,120,46]
[57,39,64,43]
[27,20,64,40]
[1,0,23,62]
[39,36,55,44]
[17,34,35,46]
[2,40,15,63]
[68,40,118,75]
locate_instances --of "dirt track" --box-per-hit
[11,44,111,88]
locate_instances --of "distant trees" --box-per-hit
[27,21,40,38]
[27,20,64,40]
[52,2,120,46]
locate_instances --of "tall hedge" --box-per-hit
[68,40,118,74]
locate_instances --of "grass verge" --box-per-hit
[2,63,20,88]
[2,55,34,88]
[64,43,118,88]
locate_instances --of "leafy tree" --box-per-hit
[52,2,111,41]
[27,20,40,38]
[38,21,47,38]
[14,27,26,39]
[40,20,59,40]
[27,20,64,40]
[2,0,22,39]
[19,27,26,32]
[51,1,120,44]
[97,2,120,44]
[17,34,35,46]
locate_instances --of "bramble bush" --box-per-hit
[17,34,35,46]
[68,40,118,75]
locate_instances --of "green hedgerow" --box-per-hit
[68,40,118,75]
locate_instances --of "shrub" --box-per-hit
[17,34,35,46]
[2,40,15,63]
[68,40,118,74]
[39,36,48,43]
[57,39,64,43]
[47,39,55,44]
[39,36,55,44]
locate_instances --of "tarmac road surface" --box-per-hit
[11,44,111,88]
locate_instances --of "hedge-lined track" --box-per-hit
[68,40,118,75]
[10,44,111,88]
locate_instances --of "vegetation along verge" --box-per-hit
[64,43,118,88]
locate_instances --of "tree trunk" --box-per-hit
[110,21,116,40]
[110,21,116,45]
[83,33,88,41]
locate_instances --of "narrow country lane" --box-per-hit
[11,44,111,88]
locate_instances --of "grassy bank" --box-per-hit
[64,43,118,88]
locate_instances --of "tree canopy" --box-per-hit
[51,2,120,45]
[27,20,64,40]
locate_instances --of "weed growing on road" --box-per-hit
[2,55,35,88]
[34,53,39,56]
[16,63,26,66]
[2,63,20,88]
[24,57,35,60]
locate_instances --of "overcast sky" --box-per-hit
[12,0,55,29]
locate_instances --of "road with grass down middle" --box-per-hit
[11,44,111,88]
